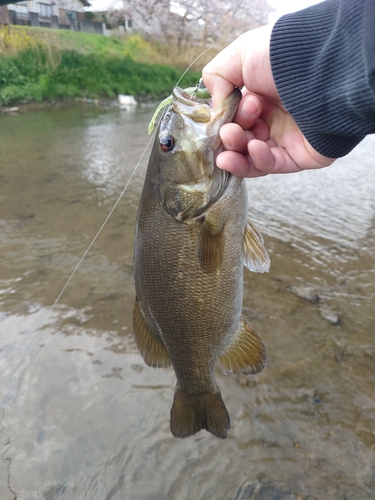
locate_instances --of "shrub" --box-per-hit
[0,26,201,105]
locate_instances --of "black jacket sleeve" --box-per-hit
[270,0,375,158]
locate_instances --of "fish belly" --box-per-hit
[134,179,246,382]
[134,178,248,438]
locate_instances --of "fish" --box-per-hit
[133,83,270,439]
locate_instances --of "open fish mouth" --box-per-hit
[155,83,242,222]
[171,84,241,128]
[171,87,212,123]
[147,79,241,135]
[168,84,242,160]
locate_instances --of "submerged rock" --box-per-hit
[1,107,19,114]
[288,285,320,303]
[319,305,340,325]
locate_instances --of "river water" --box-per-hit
[0,102,374,500]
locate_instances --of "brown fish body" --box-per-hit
[133,86,270,439]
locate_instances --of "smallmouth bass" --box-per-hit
[133,84,270,439]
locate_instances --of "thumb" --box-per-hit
[202,39,245,108]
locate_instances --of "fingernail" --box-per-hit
[222,138,232,149]
[240,95,260,119]
[216,153,226,169]
[220,130,232,149]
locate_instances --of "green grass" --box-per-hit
[0,26,203,106]
[36,27,133,57]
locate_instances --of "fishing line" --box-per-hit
[51,40,230,310]
[50,132,155,311]
[175,40,230,88]
[2,41,234,464]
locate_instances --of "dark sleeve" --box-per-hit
[270,0,375,158]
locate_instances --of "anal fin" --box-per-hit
[132,299,171,368]
[218,315,267,375]
[243,220,271,273]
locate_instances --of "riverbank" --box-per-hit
[0,25,203,106]
[0,96,122,114]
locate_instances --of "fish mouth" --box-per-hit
[172,86,242,130]
[171,87,212,124]
[157,84,241,222]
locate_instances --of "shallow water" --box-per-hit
[0,103,374,500]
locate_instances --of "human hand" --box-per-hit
[202,25,336,176]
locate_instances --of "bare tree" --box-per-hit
[121,0,273,45]
[201,0,273,43]
[107,7,127,27]
[121,0,175,40]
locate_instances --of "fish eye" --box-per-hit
[160,135,175,152]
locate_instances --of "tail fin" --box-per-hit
[170,389,230,439]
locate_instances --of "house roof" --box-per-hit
[0,0,91,6]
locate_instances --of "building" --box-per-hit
[0,0,104,34]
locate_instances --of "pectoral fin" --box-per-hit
[132,299,171,368]
[218,316,267,375]
[243,220,271,273]
[198,217,224,273]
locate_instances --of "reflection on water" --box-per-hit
[0,103,374,500]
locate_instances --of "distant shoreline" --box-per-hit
[0,96,158,115]
[0,26,203,108]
